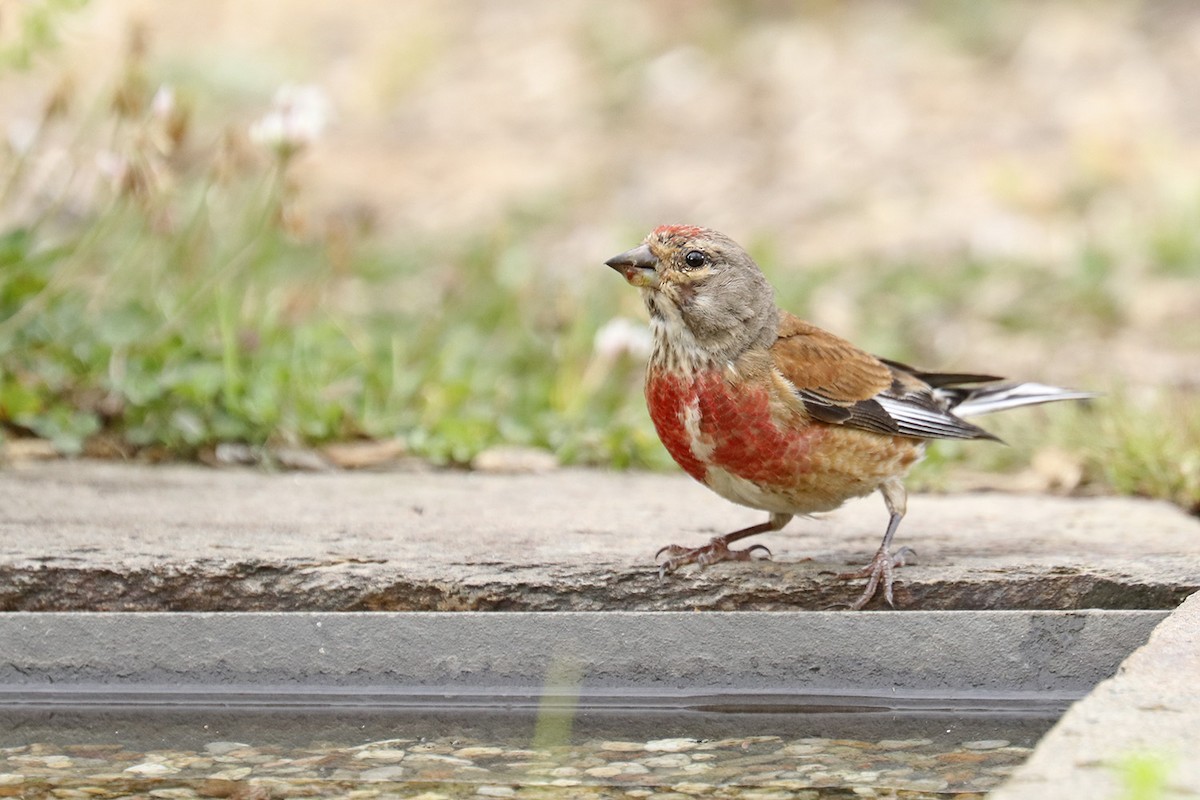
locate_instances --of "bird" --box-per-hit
[605,224,1094,610]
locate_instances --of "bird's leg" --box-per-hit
[657,512,791,577]
[837,478,914,609]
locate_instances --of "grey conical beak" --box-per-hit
[605,243,659,288]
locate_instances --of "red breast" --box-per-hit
[645,368,826,489]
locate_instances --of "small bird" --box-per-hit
[605,225,1093,610]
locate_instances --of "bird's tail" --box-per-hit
[941,382,1097,418]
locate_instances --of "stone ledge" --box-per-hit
[1,460,1197,611]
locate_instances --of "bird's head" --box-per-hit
[605,225,778,361]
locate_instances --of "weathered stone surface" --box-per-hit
[992,591,1200,799]
[0,459,1197,611]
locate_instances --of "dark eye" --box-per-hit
[683,250,706,269]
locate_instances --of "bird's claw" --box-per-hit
[836,546,916,610]
[655,538,772,578]
[892,545,916,567]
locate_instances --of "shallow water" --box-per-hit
[0,703,1055,799]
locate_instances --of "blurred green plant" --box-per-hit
[0,46,669,467]
[1115,751,1174,800]
[1148,200,1200,277]
[1083,393,1200,515]
[0,0,90,72]
[531,655,584,752]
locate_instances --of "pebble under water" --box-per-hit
[0,705,1054,799]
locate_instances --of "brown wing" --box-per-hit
[770,312,996,441]
[770,312,893,403]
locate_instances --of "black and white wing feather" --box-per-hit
[769,314,1093,443]
[796,362,1094,442]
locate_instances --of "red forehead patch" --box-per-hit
[652,224,707,240]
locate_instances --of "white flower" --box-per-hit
[249,84,331,155]
[593,318,652,360]
[6,119,38,156]
[151,85,175,119]
[95,150,128,185]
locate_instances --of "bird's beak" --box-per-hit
[605,243,660,288]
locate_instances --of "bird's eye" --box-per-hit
[683,250,706,270]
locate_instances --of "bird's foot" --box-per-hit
[656,536,772,578]
[835,545,916,610]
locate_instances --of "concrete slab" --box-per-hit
[0,610,1164,701]
[1,460,1198,611]
[992,591,1200,799]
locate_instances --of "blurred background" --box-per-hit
[0,0,1197,511]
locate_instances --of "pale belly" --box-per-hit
[645,369,921,515]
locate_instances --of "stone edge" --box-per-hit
[990,590,1200,798]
